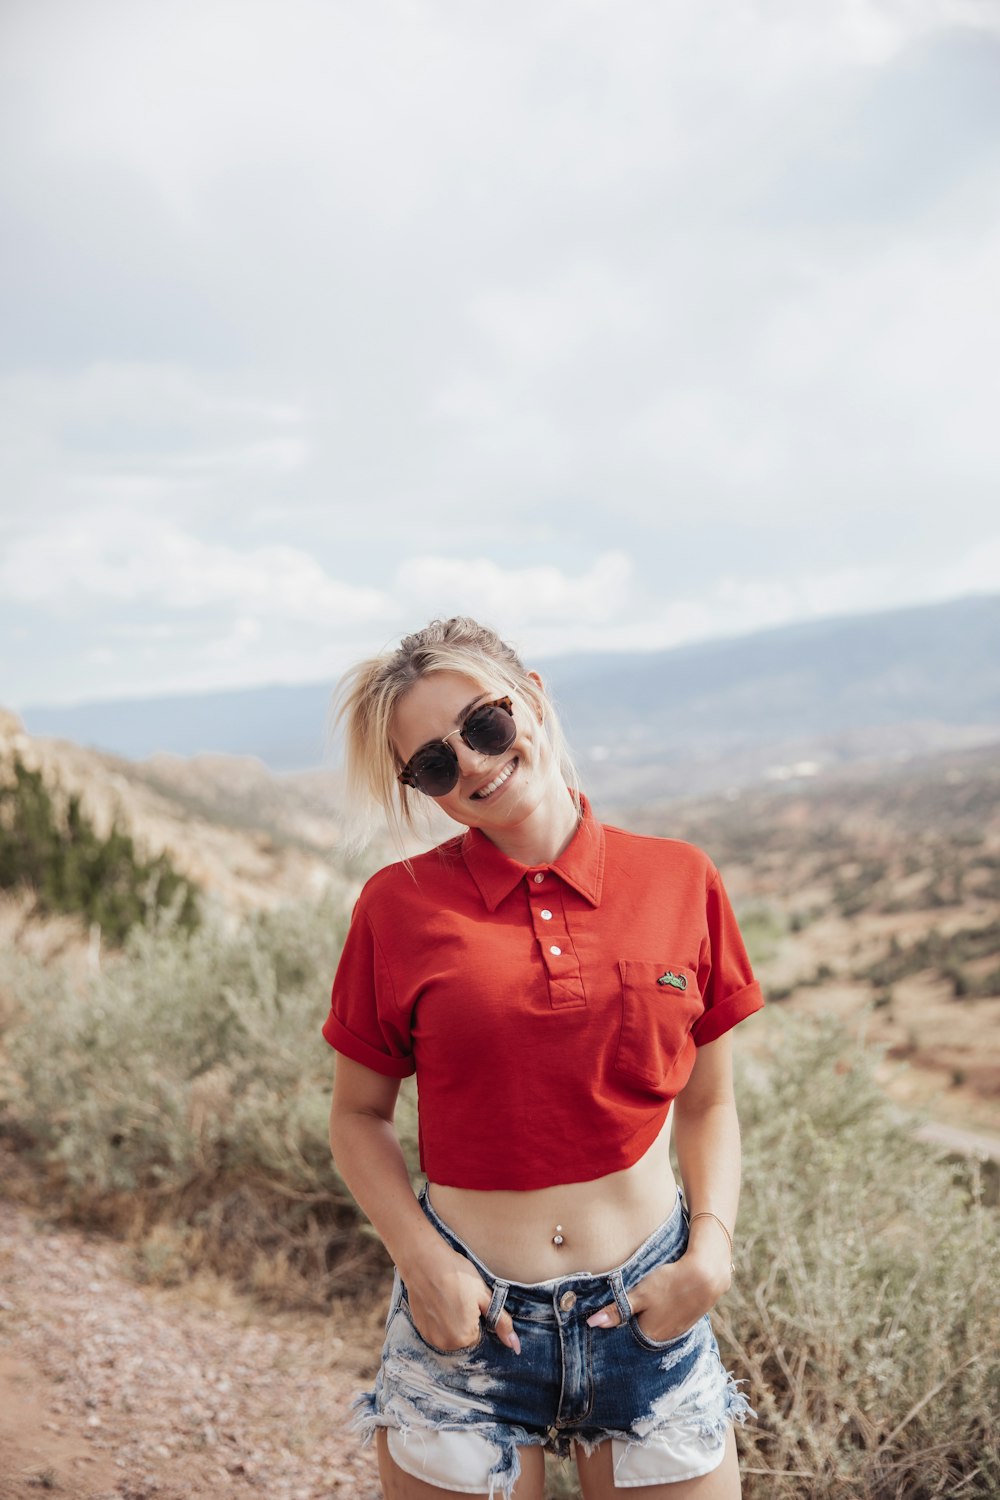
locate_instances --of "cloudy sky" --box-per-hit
[2,0,999,709]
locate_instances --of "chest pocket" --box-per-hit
[614,960,704,1090]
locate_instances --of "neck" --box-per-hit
[480,777,581,867]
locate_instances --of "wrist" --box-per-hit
[395,1226,464,1289]
[684,1221,734,1294]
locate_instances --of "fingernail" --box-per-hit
[586,1311,612,1328]
[505,1331,522,1355]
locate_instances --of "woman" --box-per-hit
[325,617,764,1500]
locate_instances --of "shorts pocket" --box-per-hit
[627,1311,708,1353]
[398,1284,485,1357]
[614,960,704,1090]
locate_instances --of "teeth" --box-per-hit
[473,759,516,799]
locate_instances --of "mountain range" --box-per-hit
[17,592,1000,804]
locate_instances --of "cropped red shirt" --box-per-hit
[322,798,764,1190]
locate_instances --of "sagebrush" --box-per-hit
[0,904,997,1498]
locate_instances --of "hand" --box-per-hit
[403,1243,521,1355]
[586,1251,730,1344]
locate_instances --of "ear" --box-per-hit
[526,670,545,723]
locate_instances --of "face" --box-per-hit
[391,669,553,833]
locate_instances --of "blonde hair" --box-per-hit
[330,617,582,853]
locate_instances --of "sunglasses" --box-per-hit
[397,696,517,798]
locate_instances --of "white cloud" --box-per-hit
[1,0,999,707]
[0,511,391,625]
[396,552,634,626]
[929,535,1000,599]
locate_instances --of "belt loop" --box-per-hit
[609,1270,633,1322]
[485,1281,510,1331]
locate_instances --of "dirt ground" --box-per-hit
[0,1195,384,1500]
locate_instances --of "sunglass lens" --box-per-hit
[403,702,515,797]
[464,704,517,756]
[409,743,459,798]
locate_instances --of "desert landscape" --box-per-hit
[1,713,998,1499]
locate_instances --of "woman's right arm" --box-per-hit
[328,1053,520,1353]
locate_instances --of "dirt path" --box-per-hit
[0,1197,382,1500]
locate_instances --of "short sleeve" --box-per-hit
[321,900,416,1078]
[691,866,765,1047]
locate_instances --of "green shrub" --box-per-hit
[1,917,996,1496]
[720,1010,1000,1498]
[0,893,383,1302]
[0,754,200,943]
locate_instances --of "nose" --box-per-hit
[452,737,493,778]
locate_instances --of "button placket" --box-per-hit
[525,873,587,1009]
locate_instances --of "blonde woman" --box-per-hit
[325,618,764,1500]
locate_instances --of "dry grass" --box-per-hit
[1,904,997,1498]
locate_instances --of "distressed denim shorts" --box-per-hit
[353,1184,755,1497]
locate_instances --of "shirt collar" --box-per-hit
[461,793,605,912]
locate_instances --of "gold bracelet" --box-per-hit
[688,1211,735,1263]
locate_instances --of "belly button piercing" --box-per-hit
[552,1224,565,1247]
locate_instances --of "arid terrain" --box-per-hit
[0,1168,383,1500]
[3,706,998,1135]
[1,714,998,1497]
[617,741,1000,1138]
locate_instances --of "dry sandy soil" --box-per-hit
[0,1191,384,1500]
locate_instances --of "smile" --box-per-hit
[471,757,518,801]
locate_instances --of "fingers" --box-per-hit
[493,1308,521,1355]
[586,1301,624,1329]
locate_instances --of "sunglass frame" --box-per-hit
[397,696,516,796]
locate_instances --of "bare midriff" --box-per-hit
[428,1112,678,1282]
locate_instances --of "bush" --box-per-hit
[0,893,397,1304]
[0,754,200,943]
[1,917,996,1496]
[719,1010,1000,1498]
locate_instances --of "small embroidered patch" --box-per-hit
[656,971,687,990]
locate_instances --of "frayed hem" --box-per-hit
[349,1400,542,1500]
[567,1373,758,1471]
[348,1389,380,1447]
[721,1372,757,1431]
[674,1369,757,1450]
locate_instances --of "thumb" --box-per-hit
[493,1307,522,1356]
[586,1300,625,1330]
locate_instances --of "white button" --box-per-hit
[540,909,553,920]
[549,945,561,956]
[533,873,545,884]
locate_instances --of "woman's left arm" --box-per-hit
[587,1034,738,1340]
[672,1031,741,1288]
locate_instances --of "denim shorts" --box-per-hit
[353,1184,755,1497]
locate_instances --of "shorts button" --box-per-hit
[559,1291,577,1312]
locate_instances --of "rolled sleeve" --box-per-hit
[691,867,765,1046]
[321,901,415,1076]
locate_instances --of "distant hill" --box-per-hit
[17,592,1000,801]
[0,709,353,930]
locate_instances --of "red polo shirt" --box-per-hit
[322,798,764,1190]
